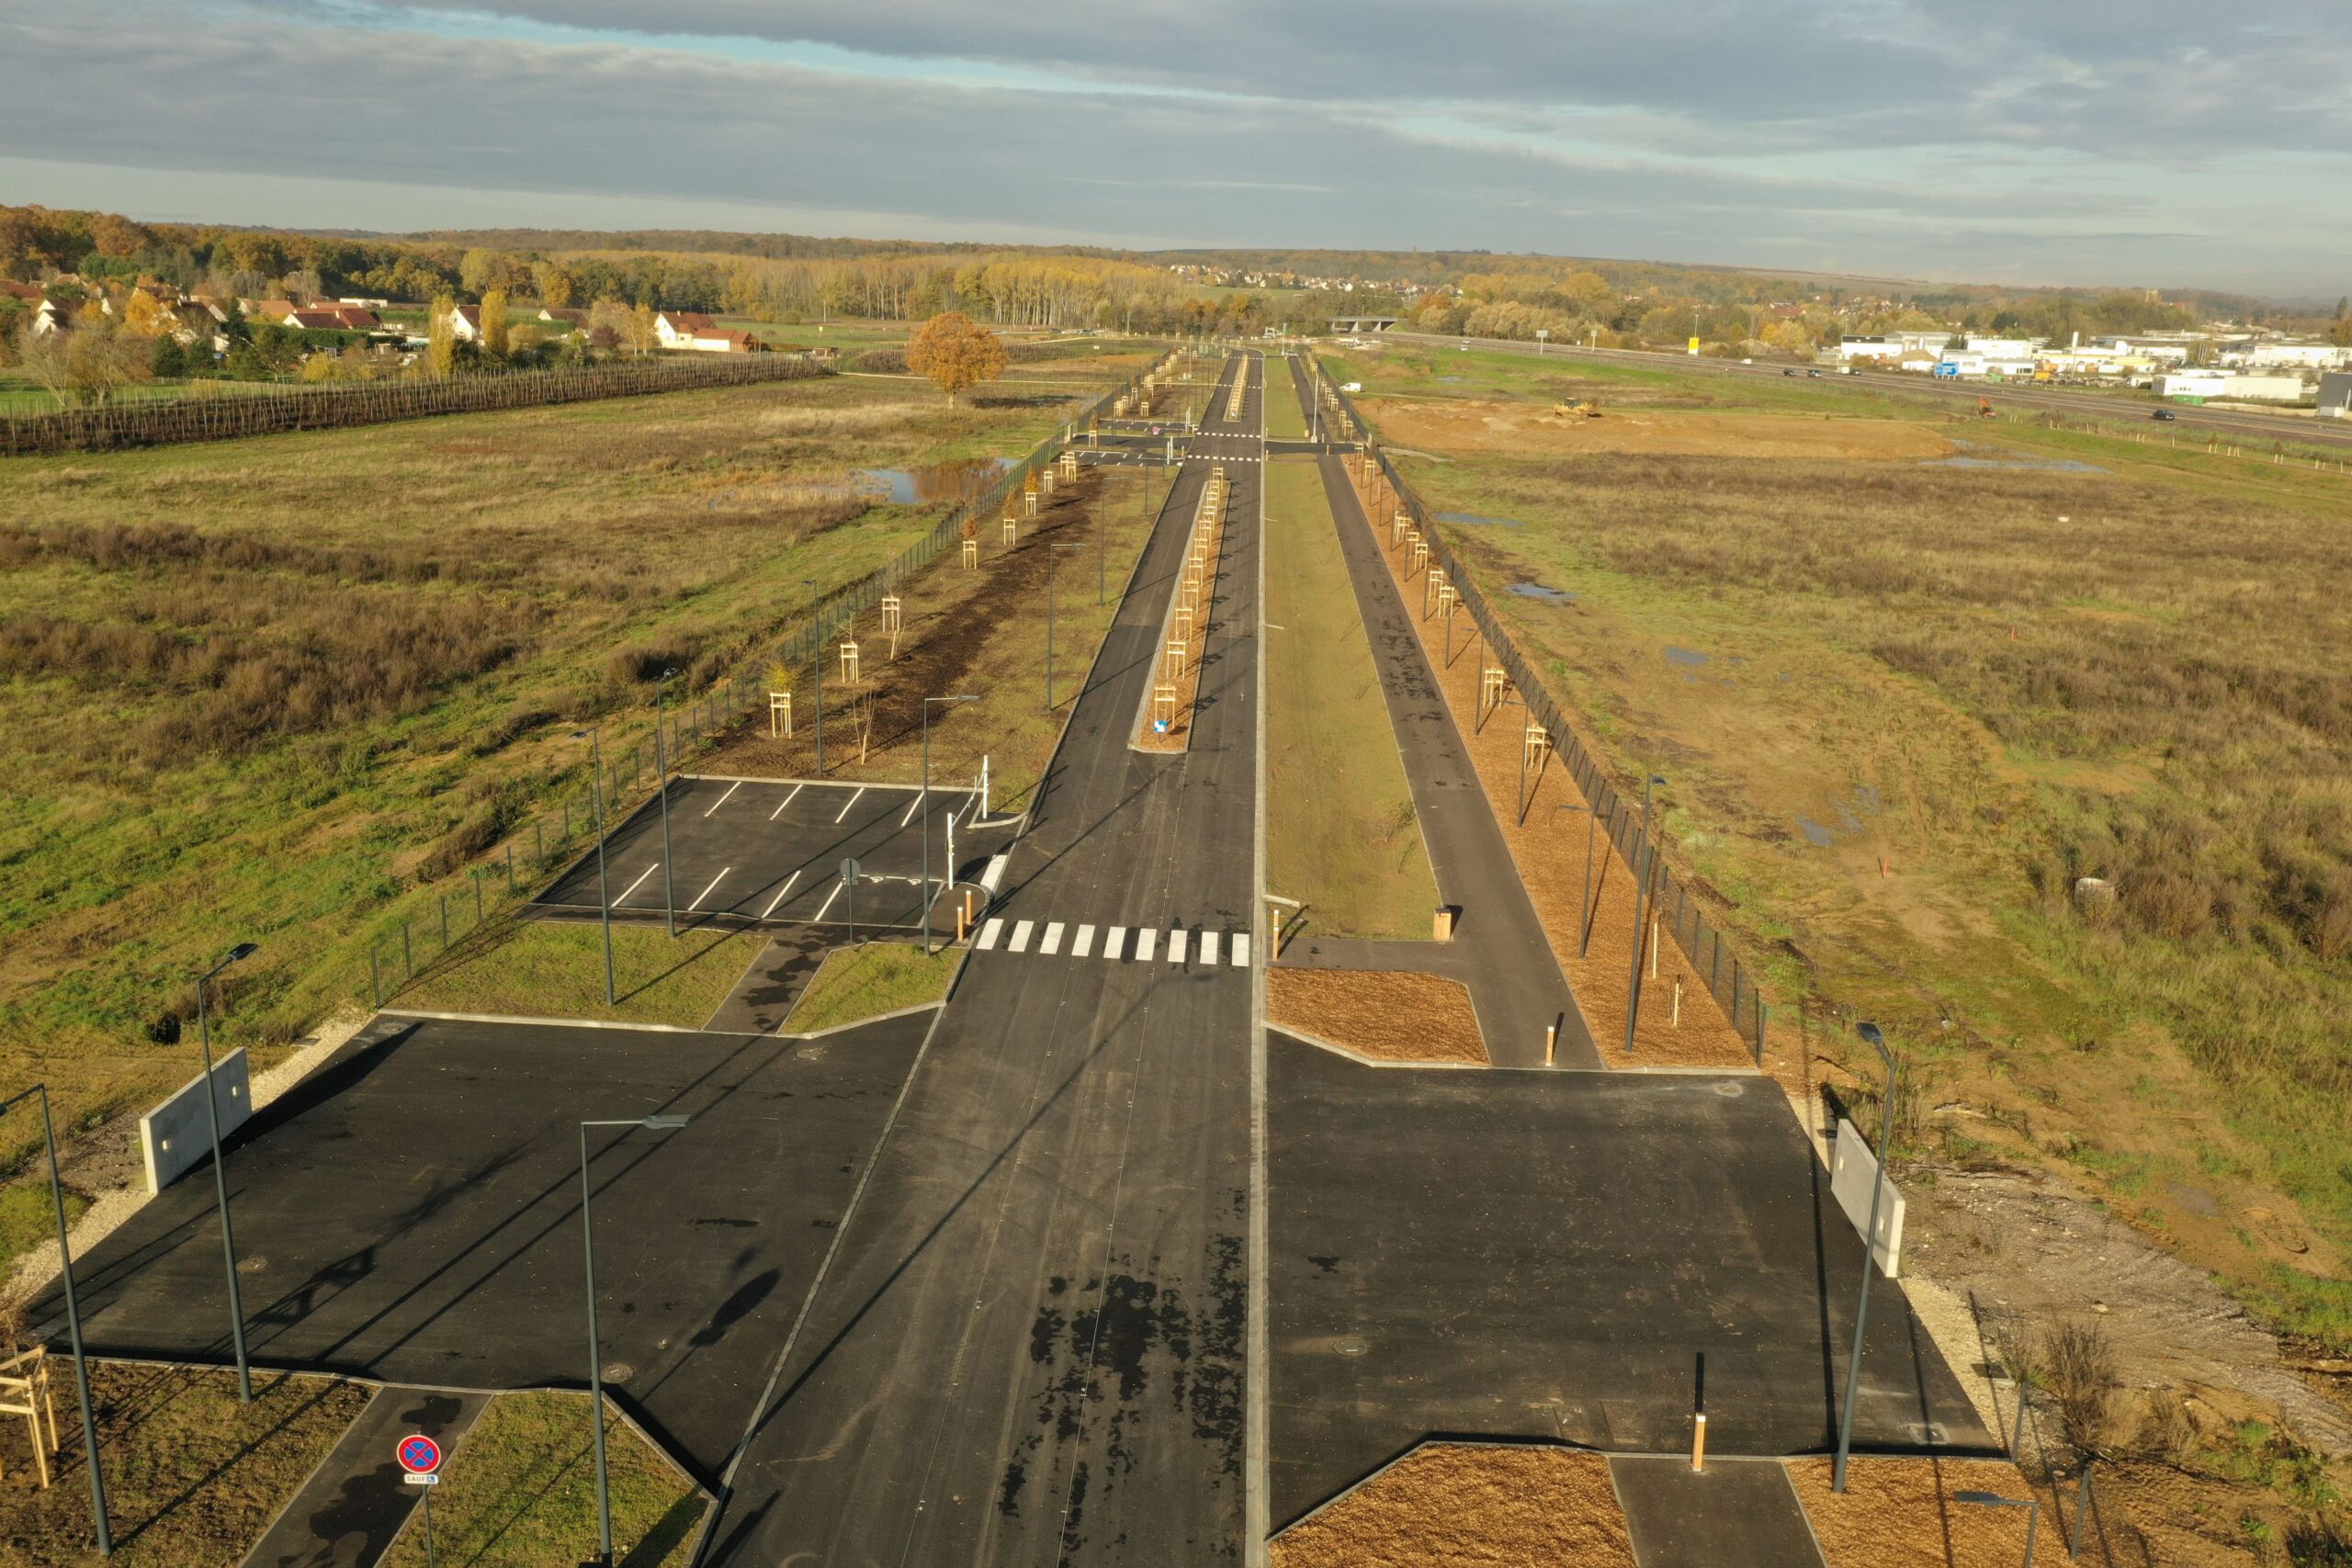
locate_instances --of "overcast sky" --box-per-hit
[3,1,2346,299]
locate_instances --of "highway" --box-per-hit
[700,353,1266,1565]
[1382,329,2352,456]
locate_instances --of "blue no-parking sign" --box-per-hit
[398,1433,443,1476]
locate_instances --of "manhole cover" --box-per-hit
[1907,1422,1950,1444]
[1333,1339,1368,1357]
[1712,1081,1746,1098]
[601,1361,634,1383]
[237,1256,269,1273]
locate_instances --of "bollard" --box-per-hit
[957,901,969,943]
[1545,1024,1556,1066]
[1691,1412,1706,1472]
[1672,978,1682,1027]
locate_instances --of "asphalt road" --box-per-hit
[537,774,1015,933]
[1384,329,2352,454]
[699,352,1266,1565]
[40,1012,933,1480]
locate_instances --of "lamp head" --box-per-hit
[1857,1021,1886,1051]
[641,1114,691,1131]
[225,942,258,964]
[1952,1491,2014,1506]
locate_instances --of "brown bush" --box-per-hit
[607,641,696,685]
[2041,1318,2121,1457]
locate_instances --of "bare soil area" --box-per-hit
[1268,968,1487,1064]
[1344,458,1757,1073]
[1364,398,1957,462]
[1271,1442,1636,1568]
[1790,1456,2070,1567]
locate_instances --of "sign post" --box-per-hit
[397,1433,443,1567]
[840,858,859,943]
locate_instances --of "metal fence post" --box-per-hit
[535,820,544,866]
[506,842,514,894]
[401,920,413,980]
[473,869,483,925]
[370,948,381,1009]
[440,893,449,951]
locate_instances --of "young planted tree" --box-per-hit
[907,310,1007,406]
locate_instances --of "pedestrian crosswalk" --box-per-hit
[972,917,1252,968]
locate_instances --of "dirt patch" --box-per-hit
[1268,968,1487,1064]
[1364,398,1956,463]
[1340,457,1756,1073]
[1272,1442,1637,1568]
[1135,463,1229,753]
[1790,1456,2070,1567]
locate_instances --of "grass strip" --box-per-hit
[783,941,956,1034]
[393,919,768,1029]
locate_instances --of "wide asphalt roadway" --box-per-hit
[537,774,1015,933]
[39,1011,932,1480]
[1267,1034,1994,1528]
[700,353,1265,1564]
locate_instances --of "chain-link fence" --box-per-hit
[1316,362,1770,1062]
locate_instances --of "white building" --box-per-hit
[1962,336,2040,358]
[1936,353,2039,380]
[2156,370,2306,402]
[2239,342,2352,371]
[1838,331,1951,361]
[655,310,717,348]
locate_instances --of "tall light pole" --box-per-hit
[803,577,824,777]
[922,694,978,953]
[1834,1021,1901,1493]
[574,728,616,1006]
[3,1084,111,1556]
[1622,774,1664,1055]
[1046,543,1081,711]
[195,941,258,1401]
[1557,802,1597,958]
[579,1113,691,1567]
[1954,1490,2040,1568]
[653,671,680,938]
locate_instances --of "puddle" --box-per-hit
[1797,816,1837,847]
[1664,646,1709,667]
[854,457,1013,504]
[1437,510,1523,528]
[1507,582,1576,604]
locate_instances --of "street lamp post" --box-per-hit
[922,695,978,953]
[803,578,824,777]
[653,671,680,938]
[1046,543,1081,711]
[1622,775,1664,1055]
[1557,803,1597,958]
[195,942,259,1401]
[1953,1490,2040,1568]
[1834,1021,1902,1492]
[3,1084,111,1556]
[574,728,616,1006]
[579,1114,691,1567]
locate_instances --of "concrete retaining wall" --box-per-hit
[1829,1116,1905,1277]
[140,1048,252,1195]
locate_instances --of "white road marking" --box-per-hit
[1009,919,1035,953]
[1106,926,1127,959]
[690,868,731,910]
[1231,932,1250,967]
[1168,929,1188,964]
[703,781,742,818]
[1136,928,1158,962]
[899,795,922,828]
[976,917,1004,951]
[1201,931,1219,965]
[1041,922,1064,954]
[1073,924,1096,957]
[834,786,866,823]
[769,783,804,819]
[616,865,657,904]
[759,870,801,919]
[813,881,844,922]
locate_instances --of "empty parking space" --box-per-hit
[536,774,1015,933]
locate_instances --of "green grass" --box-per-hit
[1263,457,1439,940]
[378,1391,701,1568]
[1263,355,1308,439]
[0,1364,371,1568]
[783,941,957,1033]
[1345,338,2352,1349]
[0,367,1136,1278]
[393,919,767,1028]
[0,1180,85,1269]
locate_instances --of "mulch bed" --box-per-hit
[1268,968,1487,1064]
[1788,1456,2074,1567]
[1272,1442,1638,1568]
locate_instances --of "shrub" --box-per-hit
[2041,1319,2121,1457]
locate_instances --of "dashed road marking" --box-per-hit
[1009,919,1035,953]
[1168,929,1188,964]
[616,864,658,904]
[976,917,1004,951]
[1073,924,1096,957]
[1041,921,1065,954]
[690,867,731,910]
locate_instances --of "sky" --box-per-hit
[3,1,2347,299]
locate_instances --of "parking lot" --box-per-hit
[40,1010,934,1479]
[537,773,1017,934]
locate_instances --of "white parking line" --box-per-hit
[1041,921,1065,954]
[976,917,1004,951]
[616,864,657,904]
[1106,926,1127,959]
[1231,932,1250,967]
[689,867,731,910]
[899,795,922,828]
[1201,931,1219,965]
[813,881,844,922]
[1009,919,1035,953]
[1167,929,1187,964]
[769,783,804,820]
[703,781,742,818]
[759,870,801,919]
[1135,928,1158,962]
[1073,924,1096,957]
[833,786,866,824]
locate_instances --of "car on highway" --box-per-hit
[1781,368,1796,377]
[2152,408,2178,421]
[1806,368,1823,378]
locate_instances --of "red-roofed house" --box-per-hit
[654,310,715,348]
[684,329,761,354]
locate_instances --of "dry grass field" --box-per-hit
[0,361,1138,1275]
[1320,342,2352,1362]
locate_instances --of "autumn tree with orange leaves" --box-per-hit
[906,310,1006,406]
